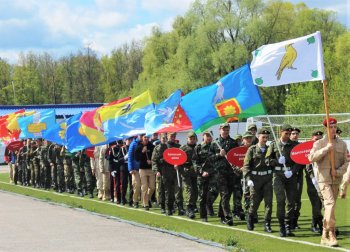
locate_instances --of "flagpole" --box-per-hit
[266,116,287,170]
[322,79,336,181]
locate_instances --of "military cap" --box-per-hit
[281,124,293,132]
[323,117,337,127]
[291,127,301,133]
[219,123,230,129]
[167,132,176,136]
[233,134,242,140]
[248,124,257,130]
[187,131,197,138]
[258,128,270,135]
[242,131,254,138]
[312,131,323,136]
[202,130,212,136]
[336,127,342,134]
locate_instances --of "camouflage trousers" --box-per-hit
[198,173,217,219]
[181,171,198,210]
[249,174,273,221]
[273,172,297,221]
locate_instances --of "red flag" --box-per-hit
[157,105,192,133]
[79,97,131,144]
[0,109,25,142]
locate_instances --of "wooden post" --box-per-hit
[322,80,336,181]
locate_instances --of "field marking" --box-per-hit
[0,181,349,251]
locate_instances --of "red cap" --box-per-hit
[323,117,337,127]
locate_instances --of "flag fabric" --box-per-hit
[18,109,56,139]
[156,104,192,133]
[144,89,184,135]
[0,109,25,142]
[180,64,266,133]
[80,96,131,145]
[42,119,68,146]
[250,31,325,87]
[98,90,154,139]
[66,113,93,152]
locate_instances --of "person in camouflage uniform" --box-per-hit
[48,141,58,191]
[62,146,75,193]
[16,141,28,186]
[215,123,238,226]
[153,134,167,213]
[29,140,41,188]
[72,150,94,197]
[193,131,219,222]
[39,139,51,190]
[152,132,180,216]
[265,124,301,237]
[54,144,65,193]
[180,131,198,219]
[242,128,273,232]
[248,124,259,145]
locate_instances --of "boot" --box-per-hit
[264,221,272,233]
[222,216,233,226]
[207,205,215,216]
[320,228,329,246]
[279,219,286,237]
[177,203,186,216]
[294,217,300,230]
[311,217,320,233]
[328,229,338,247]
[246,214,254,231]
[286,221,295,237]
[187,206,195,219]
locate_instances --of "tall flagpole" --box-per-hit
[322,79,336,181]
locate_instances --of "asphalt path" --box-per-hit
[0,190,225,252]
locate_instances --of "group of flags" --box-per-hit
[0,31,325,153]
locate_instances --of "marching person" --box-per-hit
[128,135,141,208]
[98,144,111,201]
[135,134,155,210]
[309,118,349,247]
[265,124,300,237]
[180,131,198,219]
[243,128,273,232]
[193,131,218,222]
[215,123,238,226]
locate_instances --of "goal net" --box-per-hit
[247,113,350,141]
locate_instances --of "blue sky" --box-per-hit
[0,0,348,64]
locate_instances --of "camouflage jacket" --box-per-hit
[151,141,180,174]
[179,143,197,174]
[265,139,301,174]
[242,144,272,180]
[215,136,238,174]
[192,142,217,176]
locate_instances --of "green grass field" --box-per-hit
[0,172,349,252]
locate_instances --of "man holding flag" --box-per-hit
[309,118,348,247]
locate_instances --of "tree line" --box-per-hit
[0,0,349,115]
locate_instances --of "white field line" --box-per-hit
[0,181,348,251]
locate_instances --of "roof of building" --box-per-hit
[0,103,104,118]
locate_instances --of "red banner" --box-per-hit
[291,140,315,165]
[226,146,248,168]
[163,148,187,166]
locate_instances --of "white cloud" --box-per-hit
[141,0,194,12]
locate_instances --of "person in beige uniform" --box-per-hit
[309,117,348,247]
[98,144,111,201]
[92,146,103,199]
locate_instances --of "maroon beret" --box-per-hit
[323,117,337,127]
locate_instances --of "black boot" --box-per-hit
[286,220,295,237]
[246,214,254,231]
[279,219,286,237]
[311,217,320,233]
[294,217,300,230]
[264,221,272,233]
[207,205,215,216]
[177,203,186,216]
[187,206,195,219]
[222,216,233,226]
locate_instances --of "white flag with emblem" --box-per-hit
[250,31,325,87]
